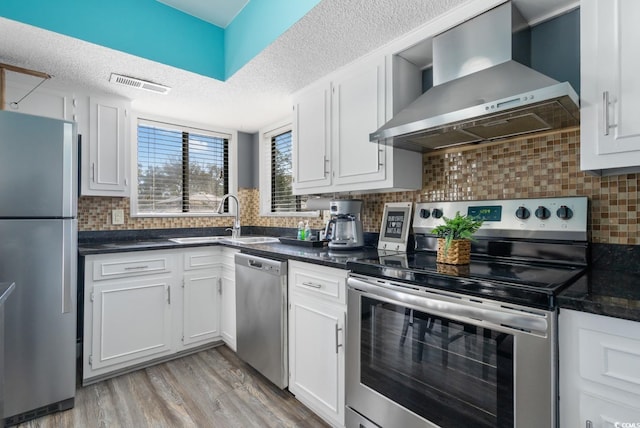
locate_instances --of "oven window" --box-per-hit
[360,296,514,428]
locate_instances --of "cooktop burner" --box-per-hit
[351,196,590,309]
[347,252,586,309]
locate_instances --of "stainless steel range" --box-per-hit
[345,196,589,428]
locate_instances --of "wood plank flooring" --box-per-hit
[16,346,329,428]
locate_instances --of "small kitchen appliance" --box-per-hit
[324,199,364,250]
[345,196,589,428]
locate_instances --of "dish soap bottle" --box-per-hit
[304,221,311,241]
[297,221,305,240]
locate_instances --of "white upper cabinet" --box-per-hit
[292,83,332,190]
[81,96,130,196]
[580,0,640,174]
[292,55,421,195]
[4,74,131,196]
[332,57,386,187]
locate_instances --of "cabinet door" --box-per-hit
[89,277,172,371]
[289,294,345,426]
[559,309,640,427]
[220,266,236,350]
[220,248,239,350]
[182,270,220,347]
[332,57,386,187]
[581,0,640,172]
[581,392,640,428]
[83,96,128,196]
[292,83,332,193]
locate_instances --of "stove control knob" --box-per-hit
[419,208,431,219]
[515,206,530,220]
[535,206,551,220]
[431,208,443,219]
[556,205,573,220]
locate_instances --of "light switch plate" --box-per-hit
[112,209,125,225]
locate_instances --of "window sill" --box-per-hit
[259,211,320,218]
[130,212,235,218]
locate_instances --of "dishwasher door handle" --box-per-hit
[248,259,263,269]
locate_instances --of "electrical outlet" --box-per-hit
[322,209,331,222]
[112,209,125,225]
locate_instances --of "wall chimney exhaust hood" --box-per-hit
[370,1,579,152]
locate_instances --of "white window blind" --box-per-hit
[137,120,229,214]
[271,130,305,212]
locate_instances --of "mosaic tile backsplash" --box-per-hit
[78,127,638,245]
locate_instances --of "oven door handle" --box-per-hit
[347,277,548,334]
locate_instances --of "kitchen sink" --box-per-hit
[168,236,227,244]
[169,236,279,245]
[224,236,279,244]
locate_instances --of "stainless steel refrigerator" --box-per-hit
[0,110,77,424]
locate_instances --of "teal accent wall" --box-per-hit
[224,0,321,78]
[0,0,225,80]
[0,0,320,81]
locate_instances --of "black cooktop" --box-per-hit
[346,251,587,310]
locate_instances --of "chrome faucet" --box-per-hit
[217,194,241,239]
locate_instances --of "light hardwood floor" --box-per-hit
[16,346,328,428]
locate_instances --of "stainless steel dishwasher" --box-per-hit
[234,253,288,389]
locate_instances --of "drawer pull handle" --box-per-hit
[124,265,149,270]
[302,281,322,289]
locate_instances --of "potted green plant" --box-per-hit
[431,211,483,265]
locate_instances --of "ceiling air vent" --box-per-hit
[109,73,171,94]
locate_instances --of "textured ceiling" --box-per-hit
[0,0,577,133]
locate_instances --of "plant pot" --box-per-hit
[436,238,471,265]
[436,262,471,276]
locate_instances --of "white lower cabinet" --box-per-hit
[288,261,347,427]
[181,248,221,349]
[559,309,640,427]
[83,246,238,384]
[89,276,173,372]
[181,271,220,345]
[220,247,240,350]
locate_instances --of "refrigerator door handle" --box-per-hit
[61,221,76,314]
[62,122,78,218]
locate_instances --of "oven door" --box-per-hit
[346,274,557,428]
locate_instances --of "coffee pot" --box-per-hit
[324,199,364,250]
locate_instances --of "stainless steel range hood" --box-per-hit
[370,2,579,152]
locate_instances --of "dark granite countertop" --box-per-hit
[78,236,384,270]
[557,270,640,322]
[557,244,640,323]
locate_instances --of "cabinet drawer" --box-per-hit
[289,260,347,304]
[183,248,221,271]
[579,324,640,396]
[91,252,175,281]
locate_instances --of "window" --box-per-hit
[135,119,230,215]
[271,130,301,212]
[259,121,317,216]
